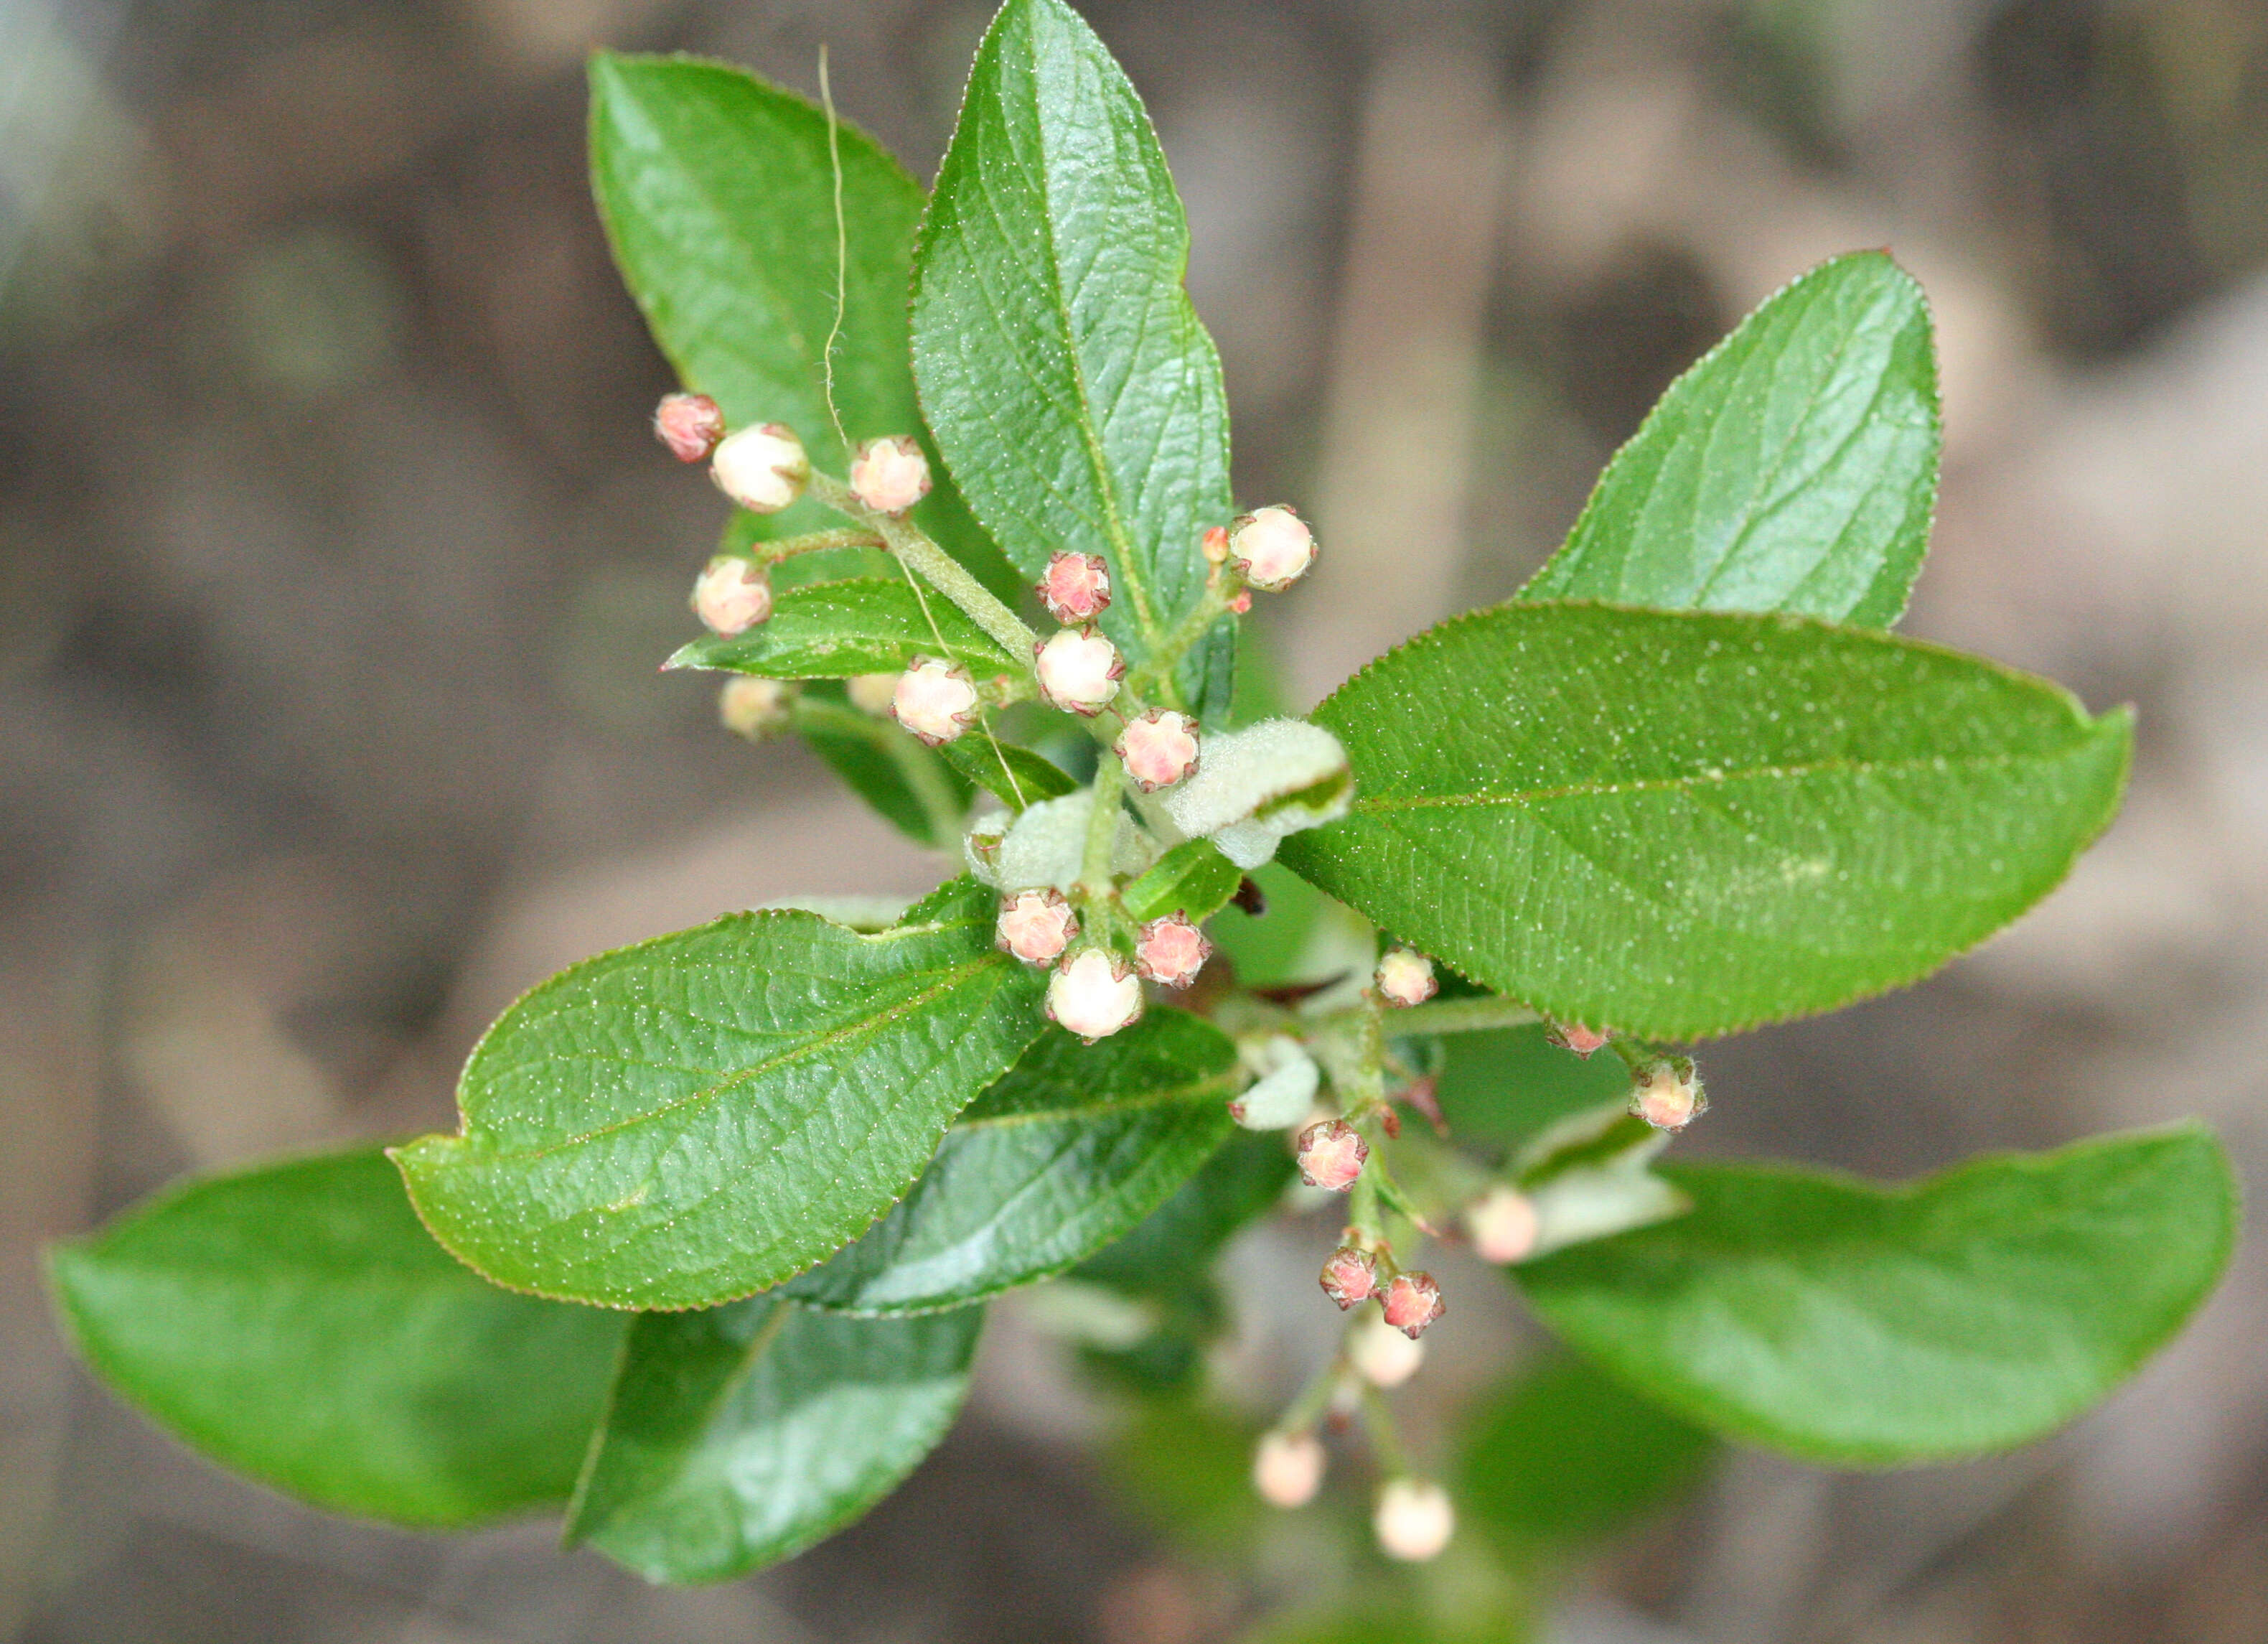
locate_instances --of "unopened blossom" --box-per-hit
[1631,1058,1707,1133]
[653,391,725,462]
[1034,627,1123,715]
[1374,1480,1454,1563]
[710,422,809,513]
[1117,709,1200,792]
[1047,948,1143,1042]
[848,436,932,514]
[847,672,899,716]
[692,556,773,635]
[1201,524,1231,565]
[1228,590,1252,615]
[1374,948,1436,1008]
[1381,1271,1445,1340]
[1465,1185,1540,1264]
[717,676,795,741]
[1135,914,1210,989]
[1547,1021,1611,1058]
[1252,1430,1326,1508]
[997,888,1077,966]
[1296,1118,1368,1192]
[1039,551,1112,623]
[1318,1245,1379,1309]
[1349,1306,1423,1387]
[1227,505,1316,592]
[891,658,980,745]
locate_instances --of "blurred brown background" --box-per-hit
[6,0,2268,1639]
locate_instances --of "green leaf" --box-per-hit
[792,688,973,849]
[1280,602,2132,1040]
[1121,838,1245,925]
[911,0,1234,710]
[667,577,1016,678]
[786,1011,1236,1314]
[1522,251,1939,628]
[45,1149,624,1528]
[1519,1125,2237,1466]
[1075,1126,1294,1301]
[393,878,1046,1310]
[589,52,1013,595]
[568,1297,980,1582]
[934,732,1080,811]
[1458,1353,1715,1554]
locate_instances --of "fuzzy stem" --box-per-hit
[747,526,885,564]
[808,472,1038,660]
[1079,753,1127,901]
[1369,994,1541,1037]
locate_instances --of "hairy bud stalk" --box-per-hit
[1252,1430,1326,1508]
[1039,551,1112,623]
[1117,709,1201,792]
[1296,1119,1368,1192]
[692,557,773,636]
[1034,628,1124,716]
[710,423,809,514]
[1047,948,1143,1042]
[1374,1480,1454,1562]
[997,888,1077,966]
[891,658,980,745]
[653,392,725,462]
[1374,948,1436,1008]
[847,436,932,515]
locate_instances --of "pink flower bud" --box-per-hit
[1227,505,1316,592]
[997,888,1077,966]
[691,556,774,635]
[1318,1246,1379,1309]
[847,673,899,716]
[1374,948,1435,1008]
[1201,525,1231,565]
[1465,1185,1540,1264]
[1374,1479,1454,1562]
[1228,590,1253,615]
[1039,551,1112,623]
[653,392,725,462]
[1547,1020,1611,1058]
[1046,948,1143,1042]
[710,422,809,513]
[1380,1271,1445,1339]
[717,676,795,741]
[1631,1057,1707,1133]
[1135,914,1210,989]
[848,435,933,514]
[1252,1430,1326,1508]
[890,657,980,745]
[1034,627,1123,716]
[1117,709,1201,793]
[1349,1306,1423,1386]
[1295,1119,1368,1192]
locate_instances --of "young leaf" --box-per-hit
[568,1297,980,1583]
[1279,602,2132,1040]
[792,688,974,849]
[1458,1353,1715,1554]
[589,52,1011,593]
[1518,1124,2237,1466]
[1120,837,1245,925]
[911,0,1234,711]
[667,577,1017,678]
[934,732,1080,811]
[45,1149,624,1528]
[393,878,1046,1310]
[1077,1126,1294,1300]
[785,1011,1237,1314]
[1522,251,1939,628]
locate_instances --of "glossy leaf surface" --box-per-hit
[1519,1126,2236,1465]
[47,1149,624,1528]
[668,577,1017,678]
[1523,252,1939,627]
[395,879,1045,1309]
[1281,602,2131,1039]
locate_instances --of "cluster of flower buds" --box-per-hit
[1374,948,1437,1008]
[1116,709,1200,792]
[1034,627,1123,716]
[717,677,795,742]
[1374,1479,1454,1562]
[1464,1184,1540,1264]
[692,556,773,636]
[1252,1429,1326,1509]
[996,888,1077,965]
[891,657,980,745]
[1630,1056,1707,1133]
[847,436,932,515]
[1295,1118,1369,1192]
[711,422,810,514]
[1046,948,1143,1042]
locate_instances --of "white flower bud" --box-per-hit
[1465,1185,1540,1264]
[997,888,1077,966]
[1253,1430,1325,1508]
[1034,627,1123,716]
[848,435,932,514]
[1374,948,1436,1008]
[710,422,809,513]
[1039,551,1112,623]
[847,672,900,716]
[890,657,980,745]
[1227,505,1316,592]
[1348,1305,1423,1387]
[691,556,773,635]
[1374,1479,1454,1562]
[1134,914,1210,989]
[1117,709,1201,792]
[653,392,724,462]
[718,676,795,741]
[1046,948,1143,1042]
[1631,1058,1707,1133]
[1229,1035,1318,1130]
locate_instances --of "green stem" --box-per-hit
[1079,752,1127,902]
[808,472,1039,661]
[1370,994,1541,1037]
[749,526,885,564]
